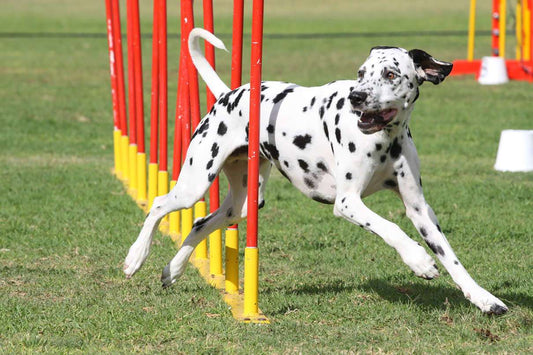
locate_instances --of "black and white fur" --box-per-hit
[124,28,508,315]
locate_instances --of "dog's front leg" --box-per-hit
[333,176,439,280]
[395,152,508,314]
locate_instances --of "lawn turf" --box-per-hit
[1,0,532,353]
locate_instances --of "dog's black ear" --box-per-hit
[408,49,453,85]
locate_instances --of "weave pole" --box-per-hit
[106,0,269,323]
[104,0,121,179]
[243,0,265,319]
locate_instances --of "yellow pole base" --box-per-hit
[148,163,158,210]
[225,226,239,294]
[168,180,180,243]
[158,170,169,232]
[128,144,138,199]
[120,135,130,185]
[181,207,193,245]
[113,129,122,179]
[136,152,147,210]
[243,247,259,318]
[194,201,208,259]
[209,229,223,276]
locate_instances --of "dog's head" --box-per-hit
[349,46,452,134]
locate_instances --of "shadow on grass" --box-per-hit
[264,276,533,315]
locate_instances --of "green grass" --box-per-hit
[1,0,532,353]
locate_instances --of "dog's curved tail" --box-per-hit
[188,28,230,98]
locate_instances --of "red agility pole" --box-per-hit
[126,0,138,197]
[244,0,265,318]
[157,0,170,214]
[148,0,160,208]
[224,0,244,296]
[104,0,122,178]
[203,0,223,277]
[130,0,146,204]
[110,0,129,183]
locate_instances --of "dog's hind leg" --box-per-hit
[123,176,211,278]
[124,139,229,278]
[161,158,272,287]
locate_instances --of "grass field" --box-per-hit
[1,0,532,353]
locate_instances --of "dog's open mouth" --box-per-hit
[356,109,398,134]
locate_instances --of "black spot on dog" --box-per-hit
[326,92,338,109]
[258,200,265,209]
[302,106,307,113]
[293,134,312,150]
[345,172,352,180]
[217,121,228,136]
[267,124,275,134]
[304,177,316,189]
[189,157,193,166]
[420,227,428,237]
[335,114,340,126]
[263,142,279,160]
[317,161,328,172]
[206,160,213,170]
[273,87,294,104]
[336,97,345,110]
[319,106,325,119]
[375,143,382,151]
[208,173,217,182]
[283,160,289,168]
[191,118,210,141]
[348,142,356,153]
[426,240,445,256]
[245,123,249,142]
[226,208,233,218]
[454,260,459,265]
[192,214,214,232]
[310,97,316,107]
[436,224,442,232]
[390,138,402,159]
[380,155,387,163]
[298,159,309,172]
[211,142,219,158]
[323,122,330,140]
[335,128,342,144]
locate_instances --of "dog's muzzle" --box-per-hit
[349,91,398,135]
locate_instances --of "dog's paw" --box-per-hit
[160,259,187,288]
[405,246,439,280]
[464,287,508,315]
[123,241,150,278]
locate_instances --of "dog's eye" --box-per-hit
[386,71,396,80]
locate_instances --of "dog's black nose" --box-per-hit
[348,91,367,106]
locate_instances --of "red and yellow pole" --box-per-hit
[243,0,264,318]
[104,0,122,179]
[148,0,160,209]
[157,0,169,230]
[224,0,245,294]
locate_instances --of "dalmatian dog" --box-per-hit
[124,28,508,315]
